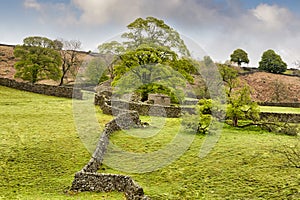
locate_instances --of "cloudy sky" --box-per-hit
[1,0,300,67]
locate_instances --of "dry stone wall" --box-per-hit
[260,112,300,123]
[94,93,196,118]
[0,77,82,99]
[95,93,300,122]
[71,172,150,200]
[71,109,150,199]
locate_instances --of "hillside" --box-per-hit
[240,72,300,103]
[1,44,300,103]
[0,44,94,85]
[0,44,16,79]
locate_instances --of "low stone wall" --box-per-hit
[71,172,149,200]
[0,77,82,99]
[95,94,196,118]
[258,102,300,108]
[260,112,300,123]
[71,110,150,199]
[95,94,300,122]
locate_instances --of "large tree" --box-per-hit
[112,45,188,103]
[97,17,196,102]
[14,36,62,84]
[258,49,287,74]
[98,41,125,79]
[121,16,190,57]
[230,48,249,66]
[85,57,109,85]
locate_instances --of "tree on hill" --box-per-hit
[14,36,62,84]
[258,49,287,74]
[230,48,249,66]
[59,39,82,86]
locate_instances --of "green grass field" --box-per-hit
[260,106,300,114]
[1,86,299,199]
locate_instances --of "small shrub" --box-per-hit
[181,112,211,134]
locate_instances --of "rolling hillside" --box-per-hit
[1,44,300,103]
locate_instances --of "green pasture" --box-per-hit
[0,86,299,199]
[259,106,300,114]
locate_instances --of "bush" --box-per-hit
[181,112,212,134]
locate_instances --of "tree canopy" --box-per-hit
[14,36,62,84]
[96,17,197,102]
[230,48,249,66]
[258,49,287,74]
[121,16,190,57]
[112,45,189,103]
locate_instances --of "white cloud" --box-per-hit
[24,0,42,11]
[21,0,300,67]
[71,0,143,25]
[251,4,292,29]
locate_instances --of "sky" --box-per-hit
[1,0,300,67]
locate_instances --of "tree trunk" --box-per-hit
[233,117,238,127]
[59,73,65,86]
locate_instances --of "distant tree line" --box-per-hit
[230,48,287,74]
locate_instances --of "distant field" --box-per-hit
[0,86,299,199]
[260,106,300,114]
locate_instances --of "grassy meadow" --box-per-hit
[0,85,299,199]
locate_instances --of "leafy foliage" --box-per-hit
[258,49,287,74]
[227,85,260,126]
[137,83,179,103]
[218,64,239,97]
[182,99,225,134]
[113,45,177,82]
[98,41,125,78]
[196,56,223,99]
[14,36,62,84]
[230,48,249,66]
[122,16,190,57]
[113,62,186,103]
[181,112,212,134]
[84,57,109,84]
[97,17,197,102]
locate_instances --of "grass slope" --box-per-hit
[0,86,299,199]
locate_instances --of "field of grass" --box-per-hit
[1,85,299,199]
[260,106,300,114]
